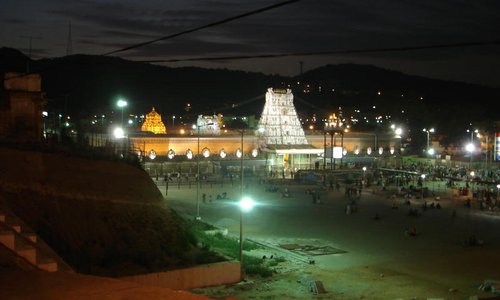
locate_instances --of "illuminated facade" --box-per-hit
[258,88,308,146]
[141,107,166,134]
[197,114,221,135]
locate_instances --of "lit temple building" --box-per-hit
[124,88,400,173]
[258,88,308,145]
[141,107,166,134]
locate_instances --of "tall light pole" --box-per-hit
[422,128,435,155]
[240,129,244,196]
[117,99,127,126]
[195,124,201,220]
[238,196,255,280]
[466,129,478,168]
[421,174,426,199]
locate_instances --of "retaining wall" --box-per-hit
[121,261,241,290]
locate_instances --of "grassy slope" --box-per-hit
[0,148,223,276]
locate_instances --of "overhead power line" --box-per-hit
[137,39,500,63]
[103,0,304,56]
[190,94,265,117]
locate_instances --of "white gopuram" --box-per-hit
[258,88,308,146]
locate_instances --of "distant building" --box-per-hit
[140,107,166,134]
[0,72,44,141]
[197,114,221,135]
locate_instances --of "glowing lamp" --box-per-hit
[239,197,255,212]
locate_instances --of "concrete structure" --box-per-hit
[130,130,399,173]
[0,197,73,273]
[121,261,241,290]
[0,72,44,141]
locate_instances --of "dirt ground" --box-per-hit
[193,247,499,300]
[165,180,500,300]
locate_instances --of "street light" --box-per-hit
[117,99,127,126]
[476,132,490,167]
[238,196,255,279]
[113,127,125,139]
[466,129,478,167]
[423,128,435,155]
[192,121,214,220]
[421,174,426,199]
[465,143,475,168]
[195,124,201,220]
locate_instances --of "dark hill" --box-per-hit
[28,52,285,117]
[0,47,32,80]
[1,47,498,142]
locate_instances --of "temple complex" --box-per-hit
[124,88,399,172]
[140,107,166,134]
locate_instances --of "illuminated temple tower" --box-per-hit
[141,107,166,134]
[258,88,308,146]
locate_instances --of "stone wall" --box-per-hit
[121,261,241,290]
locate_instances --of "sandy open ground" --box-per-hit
[160,178,500,299]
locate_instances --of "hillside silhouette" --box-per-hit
[1,47,498,144]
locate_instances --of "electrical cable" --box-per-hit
[137,39,500,63]
[102,0,304,56]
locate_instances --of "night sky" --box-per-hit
[1,0,500,87]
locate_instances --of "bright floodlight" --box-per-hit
[113,127,125,139]
[239,197,255,212]
[202,148,210,158]
[497,184,500,190]
[429,128,435,133]
[465,143,475,153]
[362,166,367,172]
[427,148,435,155]
[220,149,227,158]
[395,128,402,136]
[470,171,475,177]
[167,149,175,159]
[421,174,426,179]
[117,99,127,108]
[236,148,242,158]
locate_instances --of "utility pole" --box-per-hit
[19,35,41,73]
[66,21,73,56]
